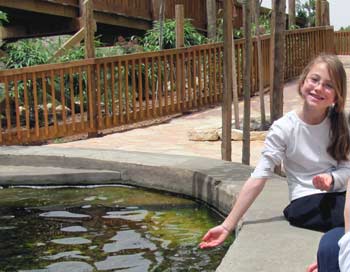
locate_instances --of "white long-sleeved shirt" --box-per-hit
[339,231,350,272]
[251,111,350,201]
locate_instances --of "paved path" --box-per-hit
[48,55,350,167]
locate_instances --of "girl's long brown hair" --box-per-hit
[298,54,350,162]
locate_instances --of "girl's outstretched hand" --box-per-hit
[199,225,230,249]
[312,173,333,191]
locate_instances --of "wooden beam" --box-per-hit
[49,28,85,62]
[0,0,77,18]
[175,5,184,48]
[221,0,233,161]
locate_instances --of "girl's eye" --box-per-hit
[325,83,334,90]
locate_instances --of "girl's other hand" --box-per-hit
[306,261,318,272]
[199,225,230,249]
[312,173,333,191]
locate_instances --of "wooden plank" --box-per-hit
[175,53,181,111]
[13,77,21,141]
[111,62,117,125]
[125,60,130,122]
[138,59,143,120]
[192,50,197,108]
[203,49,208,105]
[151,57,156,117]
[187,52,192,109]
[59,70,67,133]
[144,58,150,118]
[50,70,58,134]
[23,73,30,138]
[96,64,102,128]
[69,68,76,131]
[41,73,49,136]
[170,54,175,113]
[132,59,137,121]
[118,61,124,124]
[157,55,163,116]
[181,52,186,111]
[103,62,110,128]
[87,65,94,129]
[78,67,85,130]
[164,55,169,114]
[32,73,40,138]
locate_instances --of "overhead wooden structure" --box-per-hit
[0,0,279,44]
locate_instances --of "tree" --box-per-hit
[159,0,166,50]
[253,0,266,129]
[206,0,217,40]
[297,0,315,27]
[242,0,252,165]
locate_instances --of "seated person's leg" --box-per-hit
[317,227,345,272]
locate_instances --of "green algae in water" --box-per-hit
[0,185,233,271]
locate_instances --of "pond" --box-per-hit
[0,185,233,272]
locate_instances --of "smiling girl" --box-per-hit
[200,54,350,249]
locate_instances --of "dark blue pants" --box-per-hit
[283,192,346,232]
[317,227,344,272]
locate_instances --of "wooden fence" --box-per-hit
[335,31,350,55]
[0,26,337,145]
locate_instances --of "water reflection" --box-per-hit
[0,185,232,271]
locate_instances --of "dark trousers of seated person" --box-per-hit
[317,227,344,272]
[283,192,346,232]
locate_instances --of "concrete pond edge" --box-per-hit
[0,146,322,271]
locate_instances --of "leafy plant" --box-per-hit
[0,11,8,25]
[142,19,206,51]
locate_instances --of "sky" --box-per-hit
[260,0,348,30]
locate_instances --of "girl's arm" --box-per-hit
[199,177,267,248]
[345,180,350,232]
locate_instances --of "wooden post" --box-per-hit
[270,0,286,123]
[175,5,184,48]
[288,0,296,28]
[221,0,233,161]
[316,0,322,26]
[321,1,330,26]
[242,0,252,166]
[206,0,217,40]
[83,0,98,137]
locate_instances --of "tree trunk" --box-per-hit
[253,0,266,129]
[206,0,217,40]
[221,0,233,161]
[159,0,165,50]
[288,0,296,28]
[270,0,286,123]
[242,0,252,165]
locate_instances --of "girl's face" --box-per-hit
[300,62,336,111]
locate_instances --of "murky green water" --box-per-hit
[0,185,233,272]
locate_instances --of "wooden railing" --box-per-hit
[0,26,338,145]
[335,31,350,55]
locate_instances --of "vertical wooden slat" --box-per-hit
[208,48,213,104]
[118,61,124,124]
[111,62,117,125]
[151,57,156,117]
[176,53,181,111]
[13,77,21,141]
[69,68,76,132]
[213,47,217,103]
[203,49,208,105]
[4,78,12,142]
[132,59,137,121]
[50,70,58,134]
[157,55,163,116]
[181,52,186,111]
[23,73,30,138]
[87,65,94,129]
[60,70,67,133]
[41,73,49,136]
[96,64,102,128]
[138,59,143,120]
[198,49,203,107]
[103,62,110,128]
[32,73,40,138]
[125,60,130,122]
[187,51,192,109]
[78,67,85,130]
[218,46,222,100]
[170,54,175,113]
[192,50,197,108]
[145,58,150,118]
[164,55,169,114]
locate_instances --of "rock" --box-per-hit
[188,125,220,141]
[217,128,267,141]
